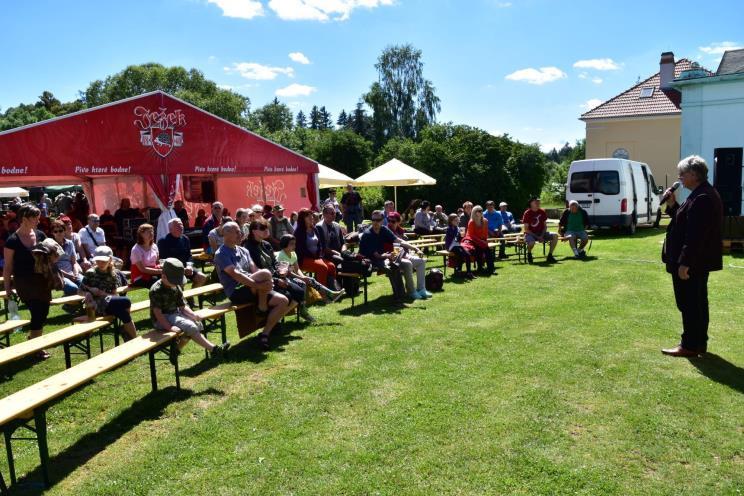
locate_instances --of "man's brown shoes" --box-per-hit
[661,345,705,357]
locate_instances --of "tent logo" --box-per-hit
[133,106,186,158]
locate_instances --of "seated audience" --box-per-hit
[194,208,207,229]
[201,201,224,243]
[150,258,229,361]
[359,210,430,300]
[559,200,590,259]
[277,234,345,304]
[243,219,309,321]
[81,246,137,340]
[499,201,521,233]
[290,211,298,231]
[113,198,140,237]
[445,213,474,278]
[463,205,494,274]
[130,223,162,288]
[522,197,558,264]
[78,213,106,262]
[484,200,507,259]
[414,201,445,235]
[433,205,448,229]
[386,211,431,300]
[382,200,395,226]
[50,219,84,297]
[269,204,294,249]
[157,218,207,287]
[295,209,338,290]
[214,222,290,350]
[316,205,346,268]
[60,215,88,270]
[208,216,232,254]
[459,201,473,229]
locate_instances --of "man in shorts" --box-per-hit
[522,197,558,264]
[559,200,590,259]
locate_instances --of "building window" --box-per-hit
[639,87,654,98]
[612,148,630,159]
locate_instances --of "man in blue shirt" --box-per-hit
[499,201,522,233]
[484,200,509,259]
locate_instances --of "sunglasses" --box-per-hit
[255,225,268,231]
[371,218,383,222]
[52,229,64,233]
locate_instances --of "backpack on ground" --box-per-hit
[425,269,444,292]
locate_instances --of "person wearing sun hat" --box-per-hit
[268,203,294,250]
[149,258,230,361]
[81,245,138,340]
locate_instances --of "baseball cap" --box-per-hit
[272,204,285,212]
[162,258,187,285]
[92,246,114,262]
[499,202,508,207]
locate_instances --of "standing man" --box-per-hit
[340,183,363,233]
[78,213,106,262]
[522,198,558,264]
[661,156,722,357]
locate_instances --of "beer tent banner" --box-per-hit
[0,91,319,215]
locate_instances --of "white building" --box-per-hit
[672,48,744,216]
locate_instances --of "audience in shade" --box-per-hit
[459,201,473,229]
[130,223,162,288]
[194,208,207,229]
[208,216,232,255]
[269,204,294,249]
[157,218,207,287]
[316,205,346,270]
[499,202,521,233]
[78,213,106,262]
[201,201,224,243]
[173,200,190,228]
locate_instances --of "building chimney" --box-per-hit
[659,51,675,89]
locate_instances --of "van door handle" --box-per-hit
[594,199,600,203]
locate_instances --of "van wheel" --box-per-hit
[624,216,637,235]
[653,209,662,228]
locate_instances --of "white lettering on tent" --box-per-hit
[263,165,299,173]
[1,166,28,175]
[133,106,187,130]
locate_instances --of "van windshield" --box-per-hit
[570,171,620,195]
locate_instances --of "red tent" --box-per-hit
[0,91,319,217]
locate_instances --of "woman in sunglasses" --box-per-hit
[50,219,85,297]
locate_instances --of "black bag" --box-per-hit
[425,269,444,292]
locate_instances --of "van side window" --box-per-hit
[570,171,620,194]
[596,171,620,195]
[570,172,594,193]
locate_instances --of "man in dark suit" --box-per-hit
[662,155,723,357]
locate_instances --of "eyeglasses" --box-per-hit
[52,229,64,233]
[256,225,268,231]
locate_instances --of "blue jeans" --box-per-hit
[63,275,85,296]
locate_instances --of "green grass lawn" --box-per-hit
[1,226,743,495]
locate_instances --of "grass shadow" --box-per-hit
[338,294,429,317]
[688,353,744,395]
[590,227,666,240]
[12,386,224,495]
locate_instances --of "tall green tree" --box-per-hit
[81,63,250,126]
[304,129,373,179]
[364,44,441,145]
[319,106,333,130]
[248,97,293,133]
[309,105,321,130]
[349,101,371,139]
[295,110,307,129]
[337,109,349,128]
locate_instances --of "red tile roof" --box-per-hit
[580,59,711,120]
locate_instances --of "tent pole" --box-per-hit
[394,186,398,212]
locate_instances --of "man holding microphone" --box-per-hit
[661,155,723,357]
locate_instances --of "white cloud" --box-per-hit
[268,0,394,21]
[496,2,512,7]
[207,0,264,19]
[505,67,566,85]
[275,83,317,97]
[573,58,621,71]
[578,72,588,79]
[224,62,295,80]
[289,52,311,64]
[580,98,603,110]
[591,77,603,84]
[540,142,566,153]
[699,41,743,56]
[217,84,233,90]
[208,55,218,62]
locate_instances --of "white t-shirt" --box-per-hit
[78,226,106,258]
[131,243,159,267]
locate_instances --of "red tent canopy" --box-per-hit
[0,91,319,213]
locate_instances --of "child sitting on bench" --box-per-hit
[150,258,230,361]
[276,234,345,304]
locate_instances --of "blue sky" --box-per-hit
[1,0,741,151]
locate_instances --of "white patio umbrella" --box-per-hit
[317,164,355,189]
[354,158,436,210]
[0,187,29,198]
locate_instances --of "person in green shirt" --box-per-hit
[276,234,345,303]
[559,201,591,259]
[150,258,230,362]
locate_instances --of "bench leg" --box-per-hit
[442,255,447,276]
[363,273,368,305]
[149,351,158,392]
[1,469,7,494]
[0,333,9,349]
[63,343,72,369]
[3,428,15,486]
[149,344,181,393]
[34,409,50,488]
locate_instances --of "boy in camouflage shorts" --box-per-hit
[150,258,230,361]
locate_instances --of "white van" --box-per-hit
[566,158,662,234]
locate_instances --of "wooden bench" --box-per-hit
[0,320,113,370]
[722,238,744,253]
[49,285,130,308]
[0,328,181,491]
[0,320,30,349]
[436,241,502,275]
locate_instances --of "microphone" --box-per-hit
[661,181,680,204]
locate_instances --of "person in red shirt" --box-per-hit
[521,197,557,264]
[462,205,494,274]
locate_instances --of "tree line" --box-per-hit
[0,45,563,213]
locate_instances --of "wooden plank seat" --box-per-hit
[0,328,181,491]
[436,241,507,275]
[0,320,112,371]
[0,320,30,349]
[193,303,251,358]
[722,238,744,253]
[49,285,130,308]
